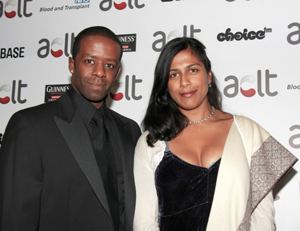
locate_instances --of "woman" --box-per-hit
[133,37,297,231]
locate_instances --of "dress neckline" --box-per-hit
[165,118,234,169]
[166,150,221,170]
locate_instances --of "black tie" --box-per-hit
[89,110,121,231]
[90,110,105,155]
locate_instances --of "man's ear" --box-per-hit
[68,57,75,75]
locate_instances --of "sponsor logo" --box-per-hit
[44,74,143,103]
[75,0,90,3]
[99,0,145,11]
[152,24,201,52]
[223,69,278,98]
[0,80,28,104]
[110,74,142,101]
[217,27,272,42]
[289,125,300,149]
[161,0,181,2]
[37,32,133,58]
[39,0,90,13]
[0,0,32,19]
[287,84,300,90]
[225,0,251,2]
[0,46,25,59]
[117,34,136,52]
[37,33,75,58]
[44,84,71,102]
[287,22,300,45]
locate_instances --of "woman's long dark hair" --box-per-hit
[143,37,222,146]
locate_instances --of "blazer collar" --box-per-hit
[104,109,136,227]
[54,91,112,219]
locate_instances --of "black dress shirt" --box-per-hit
[70,88,124,231]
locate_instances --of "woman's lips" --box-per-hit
[180,90,196,97]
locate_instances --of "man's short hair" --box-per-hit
[71,26,123,61]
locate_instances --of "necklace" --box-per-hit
[188,107,215,125]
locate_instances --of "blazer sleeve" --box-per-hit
[250,191,275,231]
[133,132,159,231]
[0,112,43,230]
[235,115,297,231]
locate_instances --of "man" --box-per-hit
[0,26,141,231]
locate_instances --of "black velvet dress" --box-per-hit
[155,149,221,231]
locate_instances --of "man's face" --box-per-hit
[69,35,121,108]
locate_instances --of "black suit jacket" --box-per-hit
[0,91,141,231]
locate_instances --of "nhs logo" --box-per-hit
[75,0,90,4]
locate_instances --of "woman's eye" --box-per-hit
[169,72,177,78]
[190,68,199,73]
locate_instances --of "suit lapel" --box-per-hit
[55,110,112,218]
[105,110,135,228]
[207,120,250,231]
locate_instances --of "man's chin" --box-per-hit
[86,95,108,104]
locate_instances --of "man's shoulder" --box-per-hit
[8,97,66,128]
[106,107,139,126]
[15,100,59,117]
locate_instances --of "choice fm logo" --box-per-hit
[223,69,278,98]
[0,0,32,18]
[152,24,201,52]
[217,27,272,42]
[0,80,28,104]
[110,74,142,101]
[99,0,145,11]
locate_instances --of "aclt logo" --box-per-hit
[0,0,32,18]
[152,24,201,52]
[37,33,75,58]
[110,74,142,101]
[289,125,300,149]
[99,0,145,11]
[223,69,278,97]
[287,22,300,45]
[0,80,28,104]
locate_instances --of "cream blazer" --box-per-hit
[133,115,297,231]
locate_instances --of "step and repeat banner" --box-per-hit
[0,0,299,229]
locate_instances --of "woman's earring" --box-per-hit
[208,83,212,88]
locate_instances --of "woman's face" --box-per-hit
[167,48,212,113]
